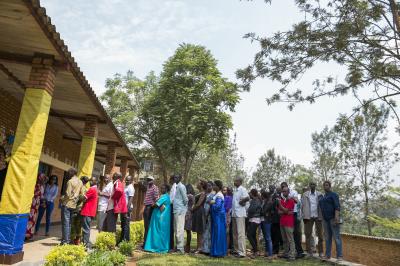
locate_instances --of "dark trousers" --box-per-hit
[120,213,130,243]
[229,217,233,250]
[82,216,92,247]
[247,222,259,253]
[35,201,55,233]
[271,222,282,254]
[102,209,117,233]
[143,205,153,244]
[170,204,174,250]
[294,213,304,255]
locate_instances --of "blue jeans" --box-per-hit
[35,201,54,233]
[323,219,343,258]
[61,206,74,244]
[261,221,273,257]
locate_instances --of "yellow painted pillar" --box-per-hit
[77,115,98,178]
[0,56,55,259]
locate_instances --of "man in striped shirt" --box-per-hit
[143,176,159,247]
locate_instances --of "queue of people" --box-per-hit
[141,176,343,262]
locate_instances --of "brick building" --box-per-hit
[0,0,140,263]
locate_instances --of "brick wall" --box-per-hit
[335,233,400,266]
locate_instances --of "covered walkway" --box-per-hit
[0,0,140,264]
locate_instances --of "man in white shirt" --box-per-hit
[231,177,249,258]
[124,176,135,220]
[301,181,323,257]
[97,174,111,232]
[281,182,304,258]
[103,175,117,233]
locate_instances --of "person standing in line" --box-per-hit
[124,176,135,220]
[172,174,188,253]
[191,180,207,253]
[112,172,129,243]
[103,174,117,233]
[169,175,176,251]
[61,168,83,245]
[261,191,274,258]
[210,180,227,257]
[231,177,250,258]
[35,175,58,236]
[222,186,233,253]
[143,176,159,246]
[80,176,98,248]
[97,175,111,232]
[247,188,262,259]
[319,181,343,261]
[281,182,304,258]
[269,185,282,254]
[302,181,324,257]
[184,184,195,253]
[26,173,47,240]
[202,181,215,255]
[144,184,172,253]
[278,186,296,261]
[71,176,89,245]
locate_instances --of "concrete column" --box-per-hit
[104,142,117,175]
[120,157,129,178]
[77,115,98,177]
[0,55,55,262]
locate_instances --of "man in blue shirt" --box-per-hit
[319,180,343,261]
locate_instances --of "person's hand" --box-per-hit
[334,216,340,225]
[160,205,165,212]
[210,200,216,205]
[239,199,246,206]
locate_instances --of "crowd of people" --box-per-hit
[142,175,343,261]
[25,167,343,262]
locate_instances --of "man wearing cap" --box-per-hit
[143,176,159,246]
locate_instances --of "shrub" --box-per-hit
[44,244,87,266]
[95,232,116,251]
[118,241,134,256]
[130,220,144,246]
[107,250,126,266]
[83,250,126,266]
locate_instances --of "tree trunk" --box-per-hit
[155,147,169,184]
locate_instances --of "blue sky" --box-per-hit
[42,0,399,183]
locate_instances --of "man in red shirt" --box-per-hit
[112,172,129,243]
[80,176,98,248]
[278,186,296,261]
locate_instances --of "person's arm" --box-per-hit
[192,193,206,211]
[333,193,341,224]
[239,187,250,206]
[112,182,123,199]
[290,190,299,203]
[156,195,167,212]
[211,195,224,212]
[49,186,59,202]
[85,187,96,200]
[153,186,159,202]
[182,185,188,206]
[65,180,73,199]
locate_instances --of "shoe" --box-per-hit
[337,257,343,262]
[296,253,305,259]
[234,254,245,258]
[278,254,289,259]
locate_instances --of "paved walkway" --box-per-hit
[14,224,98,266]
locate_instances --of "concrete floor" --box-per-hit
[14,224,98,266]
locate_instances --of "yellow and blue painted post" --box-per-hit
[0,56,55,259]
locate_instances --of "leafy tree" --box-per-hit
[101,71,171,181]
[289,164,314,192]
[145,44,240,180]
[238,0,400,124]
[188,136,247,186]
[250,149,295,189]
[335,103,399,235]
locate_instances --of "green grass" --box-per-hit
[135,253,326,266]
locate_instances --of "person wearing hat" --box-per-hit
[143,176,159,246]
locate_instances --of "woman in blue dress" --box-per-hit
[144,184,171,253]
[210,180,227,257]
